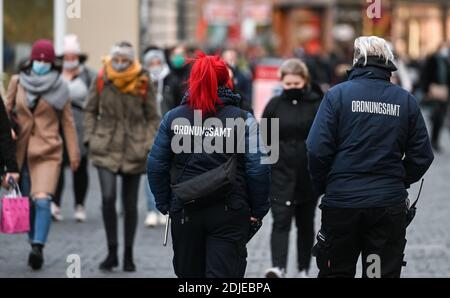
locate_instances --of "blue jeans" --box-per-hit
[145,177,158,212]
[20,163,52,245]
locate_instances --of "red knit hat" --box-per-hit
[31,39,56,63]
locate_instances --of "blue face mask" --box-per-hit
[32,61,52,76]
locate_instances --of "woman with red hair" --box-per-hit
[147,52,271,278]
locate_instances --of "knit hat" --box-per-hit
[31,39,56,63]
[143,49,166,66]
[63,34,81,55]
[110,41,135,61]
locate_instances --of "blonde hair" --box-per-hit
[353,36,394,66]
[279,58,310,84]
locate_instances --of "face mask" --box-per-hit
[149,65,163,78]
[112,61,131,72]
[284,88,306,100]
[32,61,52,76]
[63,59,80,70]
[439,47,449,58]
[171,54,185,69]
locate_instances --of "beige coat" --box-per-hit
[6,75,80,196]
[83,74,160,174]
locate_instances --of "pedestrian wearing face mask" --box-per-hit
[5,39,80,270]
[421,43,450,152]
[52,34,97,222]
[262,59,323,278]
[143,47,171,117]
[141,47,171,228]
[162,45,190,114]
[83,41,160,272]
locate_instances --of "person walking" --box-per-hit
[263,59,323,278]
[421,43,450,152]
[142,47,171,227]
[147,52,271,278]
[5,39,80,270]
[83,41,160,272]
[52,34,96,222]
[306,36,434,278]
[0,96,19,188]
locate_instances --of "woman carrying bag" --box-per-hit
[5,39,80,270]
[147,52,271,278]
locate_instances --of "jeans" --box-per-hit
[20,163,52,245]
[145,177,158,212]
[97,167,141,247]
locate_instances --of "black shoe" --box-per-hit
[123,246,136,272]
[28,244,44,270]
[99,245,119,271]
[123,259,136,272]
[99,254,119,271]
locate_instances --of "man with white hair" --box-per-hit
[306,36,434,278]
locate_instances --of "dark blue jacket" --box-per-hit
[147,88,271,218]
[306,57,434,208]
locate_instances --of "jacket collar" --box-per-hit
[347,56,398,81]
[181,86,242,107]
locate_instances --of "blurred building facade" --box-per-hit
[3,0,450,75]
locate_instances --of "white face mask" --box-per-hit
[63,59,80,70]
[439,47,449,58]
[149,65,163,78]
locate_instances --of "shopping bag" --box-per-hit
[0,182,30,234]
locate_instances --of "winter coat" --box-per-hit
[262,83,323,206]
[5,75,80,195]
[83,71,160,174]
[0,96,19,176]
[306,57,434,208]
[147,87,271,219]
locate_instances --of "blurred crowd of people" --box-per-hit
[0,32,447,277]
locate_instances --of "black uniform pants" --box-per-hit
[270,199,317,272]
[170,202,250,278]
[315,203,407,278]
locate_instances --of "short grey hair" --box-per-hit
[353,36,394,66]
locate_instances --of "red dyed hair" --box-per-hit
[187,51,232,114]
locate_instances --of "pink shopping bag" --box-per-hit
[0,183,30,234]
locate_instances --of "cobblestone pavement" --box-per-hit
[1,112,449,278]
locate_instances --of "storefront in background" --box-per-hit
[273,0,333,57]
[391,1,450,59]
[196,0,273,50]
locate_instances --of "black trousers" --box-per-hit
[270,199,317,272]
[54,156,89,207]
[315,203,407,278]
[431,101,448,148]
[171,202,250,278]
[97,167,141,248]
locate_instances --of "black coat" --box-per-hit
[0,97,19,177]
[262,83,323,206]
[421,53,450,93]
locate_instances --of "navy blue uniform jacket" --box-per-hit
[306,57,434,208]
[147,88,271,218]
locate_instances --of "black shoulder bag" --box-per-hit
[170,108,247,209]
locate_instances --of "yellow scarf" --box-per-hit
[103,57,148,96]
